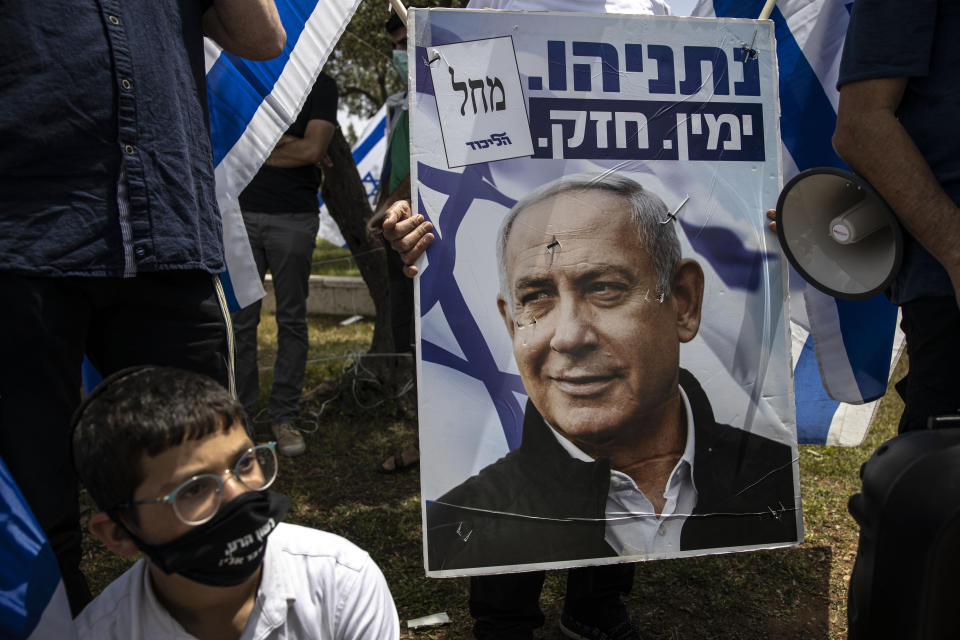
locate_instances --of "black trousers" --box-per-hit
[847,296,960,636]
[895,296,960,433]
[0,271,230,615]
[471,564,636,639]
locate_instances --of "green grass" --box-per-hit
[311,238,361,277]
[80,309,906,639]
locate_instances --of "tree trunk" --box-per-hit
[320,128,410,400]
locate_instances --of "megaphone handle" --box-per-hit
[829,200,888,245]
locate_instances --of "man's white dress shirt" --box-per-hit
[550,388,698,557]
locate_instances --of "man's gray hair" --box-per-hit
[496,172,681,312]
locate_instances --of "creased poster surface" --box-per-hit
[411,9,802,577]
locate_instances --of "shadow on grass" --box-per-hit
[619,545,832,639]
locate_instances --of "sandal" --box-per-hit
[377,445,420,474]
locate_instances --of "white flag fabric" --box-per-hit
[693,0,903,446]
[206,0,363,309]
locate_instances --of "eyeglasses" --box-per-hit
[113,443,279,526]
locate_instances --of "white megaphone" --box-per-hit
[775,167,904,300]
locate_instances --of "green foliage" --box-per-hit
[326,0,469,118]
[343,120,359,147]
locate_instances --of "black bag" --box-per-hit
[848,426,960,639]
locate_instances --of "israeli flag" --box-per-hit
[0,458,77,640]
[693,0,903,445]
[206,0,363,310]
[317,105,389,246]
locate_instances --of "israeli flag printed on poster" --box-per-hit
[0,458,78,640]
[693,0,903,447]
[412,8,802,577]
[204,0,363,310]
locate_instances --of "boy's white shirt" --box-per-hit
[76,523,400,640]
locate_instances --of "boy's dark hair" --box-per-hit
[385,12,404,34]
[72,366,246,522]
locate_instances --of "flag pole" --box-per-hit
[758,0,776,20]
[389,0,408,25]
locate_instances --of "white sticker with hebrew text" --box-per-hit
[428,36,534,167]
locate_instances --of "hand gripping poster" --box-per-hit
[411,8,802,576]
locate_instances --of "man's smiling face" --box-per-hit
[498,189,689,450]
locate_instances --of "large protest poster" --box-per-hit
[410,9,802,576]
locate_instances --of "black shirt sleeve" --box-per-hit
[308,72,339,124]
[837,0,937,88]
[285,72,339,137]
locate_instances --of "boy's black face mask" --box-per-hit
[123,490,290,587]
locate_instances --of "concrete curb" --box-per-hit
[261,275,374,317]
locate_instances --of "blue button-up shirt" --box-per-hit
[0,0,223,277]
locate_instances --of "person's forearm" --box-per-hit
[204,0,285,60]
[834,90,960,297]
[265,121,335,168]
[264,138,324,167]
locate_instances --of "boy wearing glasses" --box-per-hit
[71,366,399,639]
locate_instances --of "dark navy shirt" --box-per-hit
[838,0,959,304]
[0,0,223,277]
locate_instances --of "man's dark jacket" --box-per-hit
[426,370,798,571]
